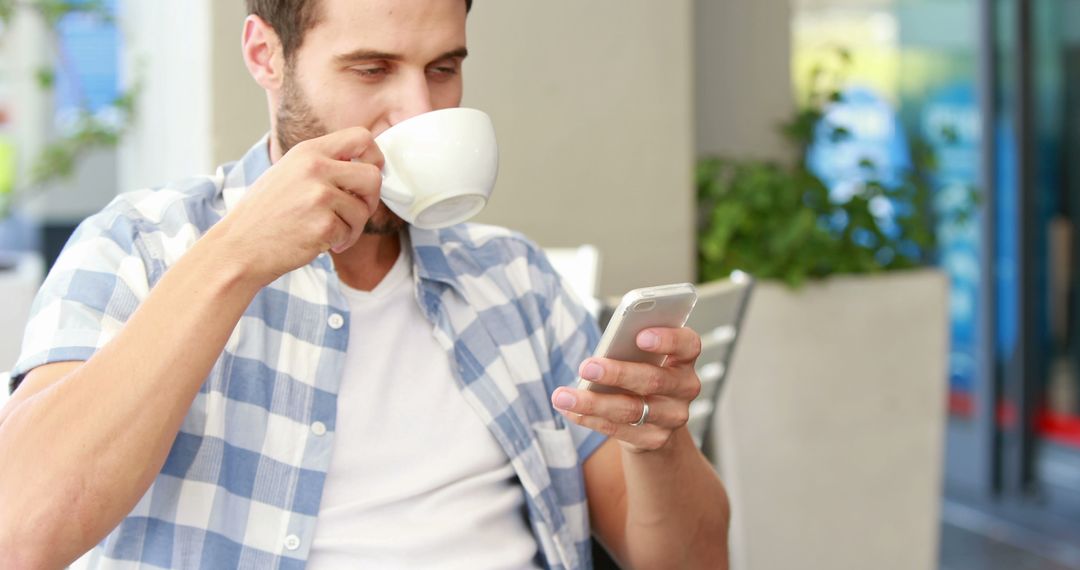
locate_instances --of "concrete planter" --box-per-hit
[713,268,949,570]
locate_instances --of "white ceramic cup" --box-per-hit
[373,107,498,230]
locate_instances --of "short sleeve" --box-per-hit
[10,201,153,388]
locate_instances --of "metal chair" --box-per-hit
[683,272,754,459]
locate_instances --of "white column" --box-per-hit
[118,0,213,193]
[4,8,49,189]
[118,0,267,192]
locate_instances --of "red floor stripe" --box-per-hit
[949,390,1080,449]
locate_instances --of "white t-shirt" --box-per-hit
[307,247,540,569]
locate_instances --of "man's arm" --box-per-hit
[584,430,729,569]
[0,129,384,569]
[0,243,264,568]
[553,328,730,569]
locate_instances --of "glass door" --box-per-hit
[1030,0,1080,519]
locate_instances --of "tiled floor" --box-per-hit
[939,495,1080,570]
[939,522,1079,570]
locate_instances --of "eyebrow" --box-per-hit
[333,47,469,65]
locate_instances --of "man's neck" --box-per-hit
[330,232,403,292]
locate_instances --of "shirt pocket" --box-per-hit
[532,425,590,570]
[533,425,580,471]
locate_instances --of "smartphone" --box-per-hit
[577,282,698,395]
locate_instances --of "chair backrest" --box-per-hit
[543,245,602,317]
[683,273,754,454]
[594,274,754,455]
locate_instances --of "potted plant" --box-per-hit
[0,0,136,211]
[0,0,136,370]
[698,52,975,570]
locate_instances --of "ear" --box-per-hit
[242,15,286,91]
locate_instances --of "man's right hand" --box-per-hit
[210,127,386,285]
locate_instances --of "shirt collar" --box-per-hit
[222,134,273,214]
[408,226,467,297]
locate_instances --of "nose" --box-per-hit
[386,71,434,127]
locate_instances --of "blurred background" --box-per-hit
[1,0,1079,569]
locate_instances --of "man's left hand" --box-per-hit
[551,327,702,453]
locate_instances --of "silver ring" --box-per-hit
[631,397,650,427]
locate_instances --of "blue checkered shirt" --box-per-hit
[12,137,606,569]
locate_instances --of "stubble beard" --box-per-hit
[276,66,405,236]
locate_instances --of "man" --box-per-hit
[0,0,729,568]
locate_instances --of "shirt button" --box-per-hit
[284,534,301,551]
[327,313,345,329]
[311,421,327,436]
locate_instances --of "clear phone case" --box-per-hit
[578,282,698,394]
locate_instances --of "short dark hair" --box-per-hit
[245,0,473,61]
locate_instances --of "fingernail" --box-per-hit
[553,390,577,410]
[639,331,659,349]
[582,362,603,380]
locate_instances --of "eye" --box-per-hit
[426,60,461,81]
[351,65,390,79]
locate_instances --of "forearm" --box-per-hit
[620,427,730,569]
[0,232,263,567]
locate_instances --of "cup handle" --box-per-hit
[354,156,415,205]
[379,170,415,205]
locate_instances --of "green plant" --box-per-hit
[697,50,974,287]
[0,0,137,216]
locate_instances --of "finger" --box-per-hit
[325,160,383,213]
[579,357,698,399]
[300,127,383,165]
[328,211,360,254]
[556,408,674,452]
[552,387,687,429]
[351,138,385,168]
[328,187,375,252]
[316,208,352,254]
[636,326,702,365]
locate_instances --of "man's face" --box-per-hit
[274,0,468,233]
